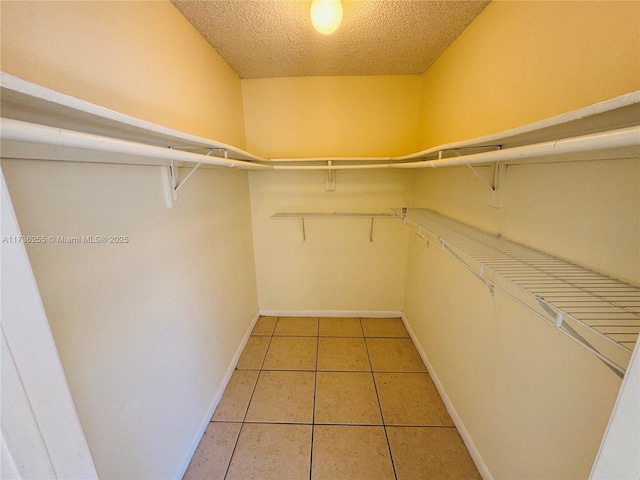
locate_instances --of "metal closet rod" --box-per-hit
[271,126,640,169]
[0,118,270,170]
[1,117,638,171]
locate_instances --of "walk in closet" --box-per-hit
[1,1,638,479]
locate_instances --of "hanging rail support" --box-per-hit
[489,161,507,208]
[440,239,494,295]
[163,159,178,208]
[164,148,226,208]
[466,164,496,193]
[174,162,202,195]
[326,160,336,191]
[462,148,506,208]
[536,296,624,378]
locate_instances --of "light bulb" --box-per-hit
[310,0,343,35]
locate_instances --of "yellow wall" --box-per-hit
[414,159,640,286]
[403,235,623,479]
[242,75,421,158]
[0,0,246,147]
[407,157,638,478]
[249,169,413,312]
[405,1,640,478]
[2,1,639,478]
[243,76,421,311]
[1,2,258,479]
[3,160,259,479]
[418,0,640,148]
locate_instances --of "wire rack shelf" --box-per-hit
[271,212,395,242]
[395,208,638,377]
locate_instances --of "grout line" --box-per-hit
[221,418,243,479]
[223,420,457,428]
[309,317,320,480]
[361,317,399,480]
[244,367,428,373]
[212,418,458,429]
[262,335,411,340]
[222,316,279,480]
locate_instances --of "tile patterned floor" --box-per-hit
[184,317,480,480]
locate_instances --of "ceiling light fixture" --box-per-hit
[310,0,343,35]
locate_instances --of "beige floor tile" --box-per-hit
[318,317,363,337]
[182,422,241,480]
[226,423,312,480]
[375,373,453,426]
[362,317,409,337]
[387,427,481,479]
[315,372,382,425]
[311,425,395,480]
[236,337,270,370]
[262,336,317,370]
[245,371,315,423]
[274,316,318,336]
[317,337,370,371]
[366,338,427,372]
[212,370,259,422]
[251,316,277,336]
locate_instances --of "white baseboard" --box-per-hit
[400,313,493,480]
[174,311,261,480]
[259,309,403,318]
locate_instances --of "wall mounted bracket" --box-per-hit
[462,151,506,208]
[163,148,227,208]
[489,161,507,208]
[325,160,336,191]
[271,212,394,242]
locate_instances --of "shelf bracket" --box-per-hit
[489,162,507,208]
[536,297,624,378]
[440,240,494,295]
[465,158,506,208]
[163,148,225,208]
[272,212,393,242]
[163,160,178,208]
[325,160,336,191]
[466,164,495,193]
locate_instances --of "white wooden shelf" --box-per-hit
[395,208,638,377]
[2,72,639,173]
[0,72,269,168]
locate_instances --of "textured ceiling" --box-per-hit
[171,0,490,79]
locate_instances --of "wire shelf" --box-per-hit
[395,208,638,376]
[271,212,395,242]
[271,212,394,219]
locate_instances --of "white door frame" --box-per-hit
[1,167,97,479]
